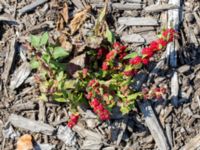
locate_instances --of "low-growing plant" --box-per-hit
[28,1,176,127]
[29,27,176,128]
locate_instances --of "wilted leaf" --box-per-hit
[16,134,33,150]
[70,5,91,35]
[58,34,72,53]
[53,47,69,59]
[94,1,108,36]
[40,32,49,46]
[105,27,115,43]
[61,3,69,23]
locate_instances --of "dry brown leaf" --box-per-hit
[61,3,69,23]
[58,34,73,52]
[56,16,64,30]
[17,134,33,150]
[69,5,91,35]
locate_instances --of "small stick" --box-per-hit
[18,0,48,16]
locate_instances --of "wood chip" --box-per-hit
[18,0,48,16]
[118,17,158,26]
[9,114,56,135]
[181,134,200,150]
[121,34,145,43]
[166,0,182,67]
[112,3,142,10]
[71,0,85,9]
[138,101,170,150]
[10,62,31,90]
[2,38,16,84]
[171,71,179,107]
[145,4,178,13]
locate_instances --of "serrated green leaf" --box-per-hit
[105,27,115,43]
[30,59,40,69]
[30,35,41,48]
[53,47,69,59]
[123,52,138,60]
[40,32,49,46]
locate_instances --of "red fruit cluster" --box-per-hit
[128,28,176,71]
[86,79,111,121]
[67,114,79,128]
[102,42,127,71]
[142,87,167,100]
[90,98,110,120]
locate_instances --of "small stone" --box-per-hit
[185,13,195,23]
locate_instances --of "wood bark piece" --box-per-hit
[112,3,142,10]
[166,0,181,67]
[71,0,85,9]
[18,0,48,16]
[166,124,173,148]
[124,0,141,3]
[23,21,54,34]
[121,34,145,43]
[145,4,178,13]
[11,102,37,112]
[9,114,56,135]
[39,100,46,122]
[0,15,18,24]
[73,125,103,140]
[171,71,179,107]
[147,52,166,84]
[181,134,200,150]
[193,12,200,28]
[118,17,158,26]
[138,101,170,150]
[10,62,31,90]
[2,38,16,84]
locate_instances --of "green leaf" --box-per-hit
[30,59,40,69]
[52,47,69,59]
[42,53,51,63]
[105,27,115,43]
[123,52,138,60]
[30,35,41,48]
[127,93,142,101]
[120,105,130,114]
[40,32,49,46]
[53,92,67,102]
[39,93,48,101]
[64,80,77,89]
[56,71,64,82]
